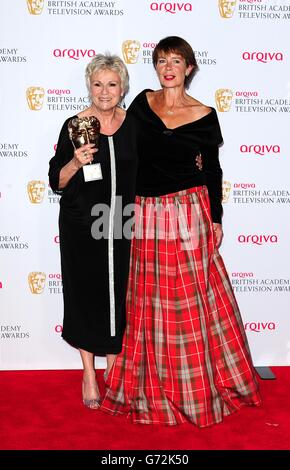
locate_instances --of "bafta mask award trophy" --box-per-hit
[68,116,102,182]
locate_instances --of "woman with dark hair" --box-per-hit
[100,37,261,427]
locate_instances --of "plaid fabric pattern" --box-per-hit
[100,186,261,427]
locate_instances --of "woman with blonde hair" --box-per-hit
[49,54,137,409]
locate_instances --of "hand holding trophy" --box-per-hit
[68,116,103,182]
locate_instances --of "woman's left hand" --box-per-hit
[213,223,223,248]
[195,154,202,171]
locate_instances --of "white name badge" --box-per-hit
[83,163,103,182]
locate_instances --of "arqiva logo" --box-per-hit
[150,2,192,13]
[53,49,97,60]
[238,234,278,245]
[47,89,71,95]
[244,322,276,333]
[233,183,256,189]
[240,145,281,156]
[232,272,254,278]
[242,52,284,63]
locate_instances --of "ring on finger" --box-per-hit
[84,151,88,159]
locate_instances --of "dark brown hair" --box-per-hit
[152,36,198,88]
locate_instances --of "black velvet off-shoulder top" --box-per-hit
[128,89,224,224]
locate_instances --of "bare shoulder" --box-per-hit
[189,98,212,120]
[146,90,159,104]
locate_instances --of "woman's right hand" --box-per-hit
[73,143,97,169]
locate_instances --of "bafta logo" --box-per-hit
[28,272,46,294]
[218,0,236,18]
[26,0,44,15]
[26,86,45,110]
[27,181,45,204]
[222,181,231,203]
[122,40,141,64]
[215,88,233,112]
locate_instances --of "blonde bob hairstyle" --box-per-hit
[85,53,129,100]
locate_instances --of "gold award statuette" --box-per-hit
[68,116,101,150]
[68,116,102,182]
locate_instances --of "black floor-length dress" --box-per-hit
[49,114,137,354]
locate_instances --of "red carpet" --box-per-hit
[0,367,289,451]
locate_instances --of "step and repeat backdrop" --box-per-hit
[1,0,290,369]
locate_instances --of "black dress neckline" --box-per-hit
[142,89,215,131]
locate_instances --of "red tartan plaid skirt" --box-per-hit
[99,186,261,427]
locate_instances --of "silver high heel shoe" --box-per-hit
[83,397,100,409]
[82,381,100,409]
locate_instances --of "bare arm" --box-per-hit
[58,143,96,189]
